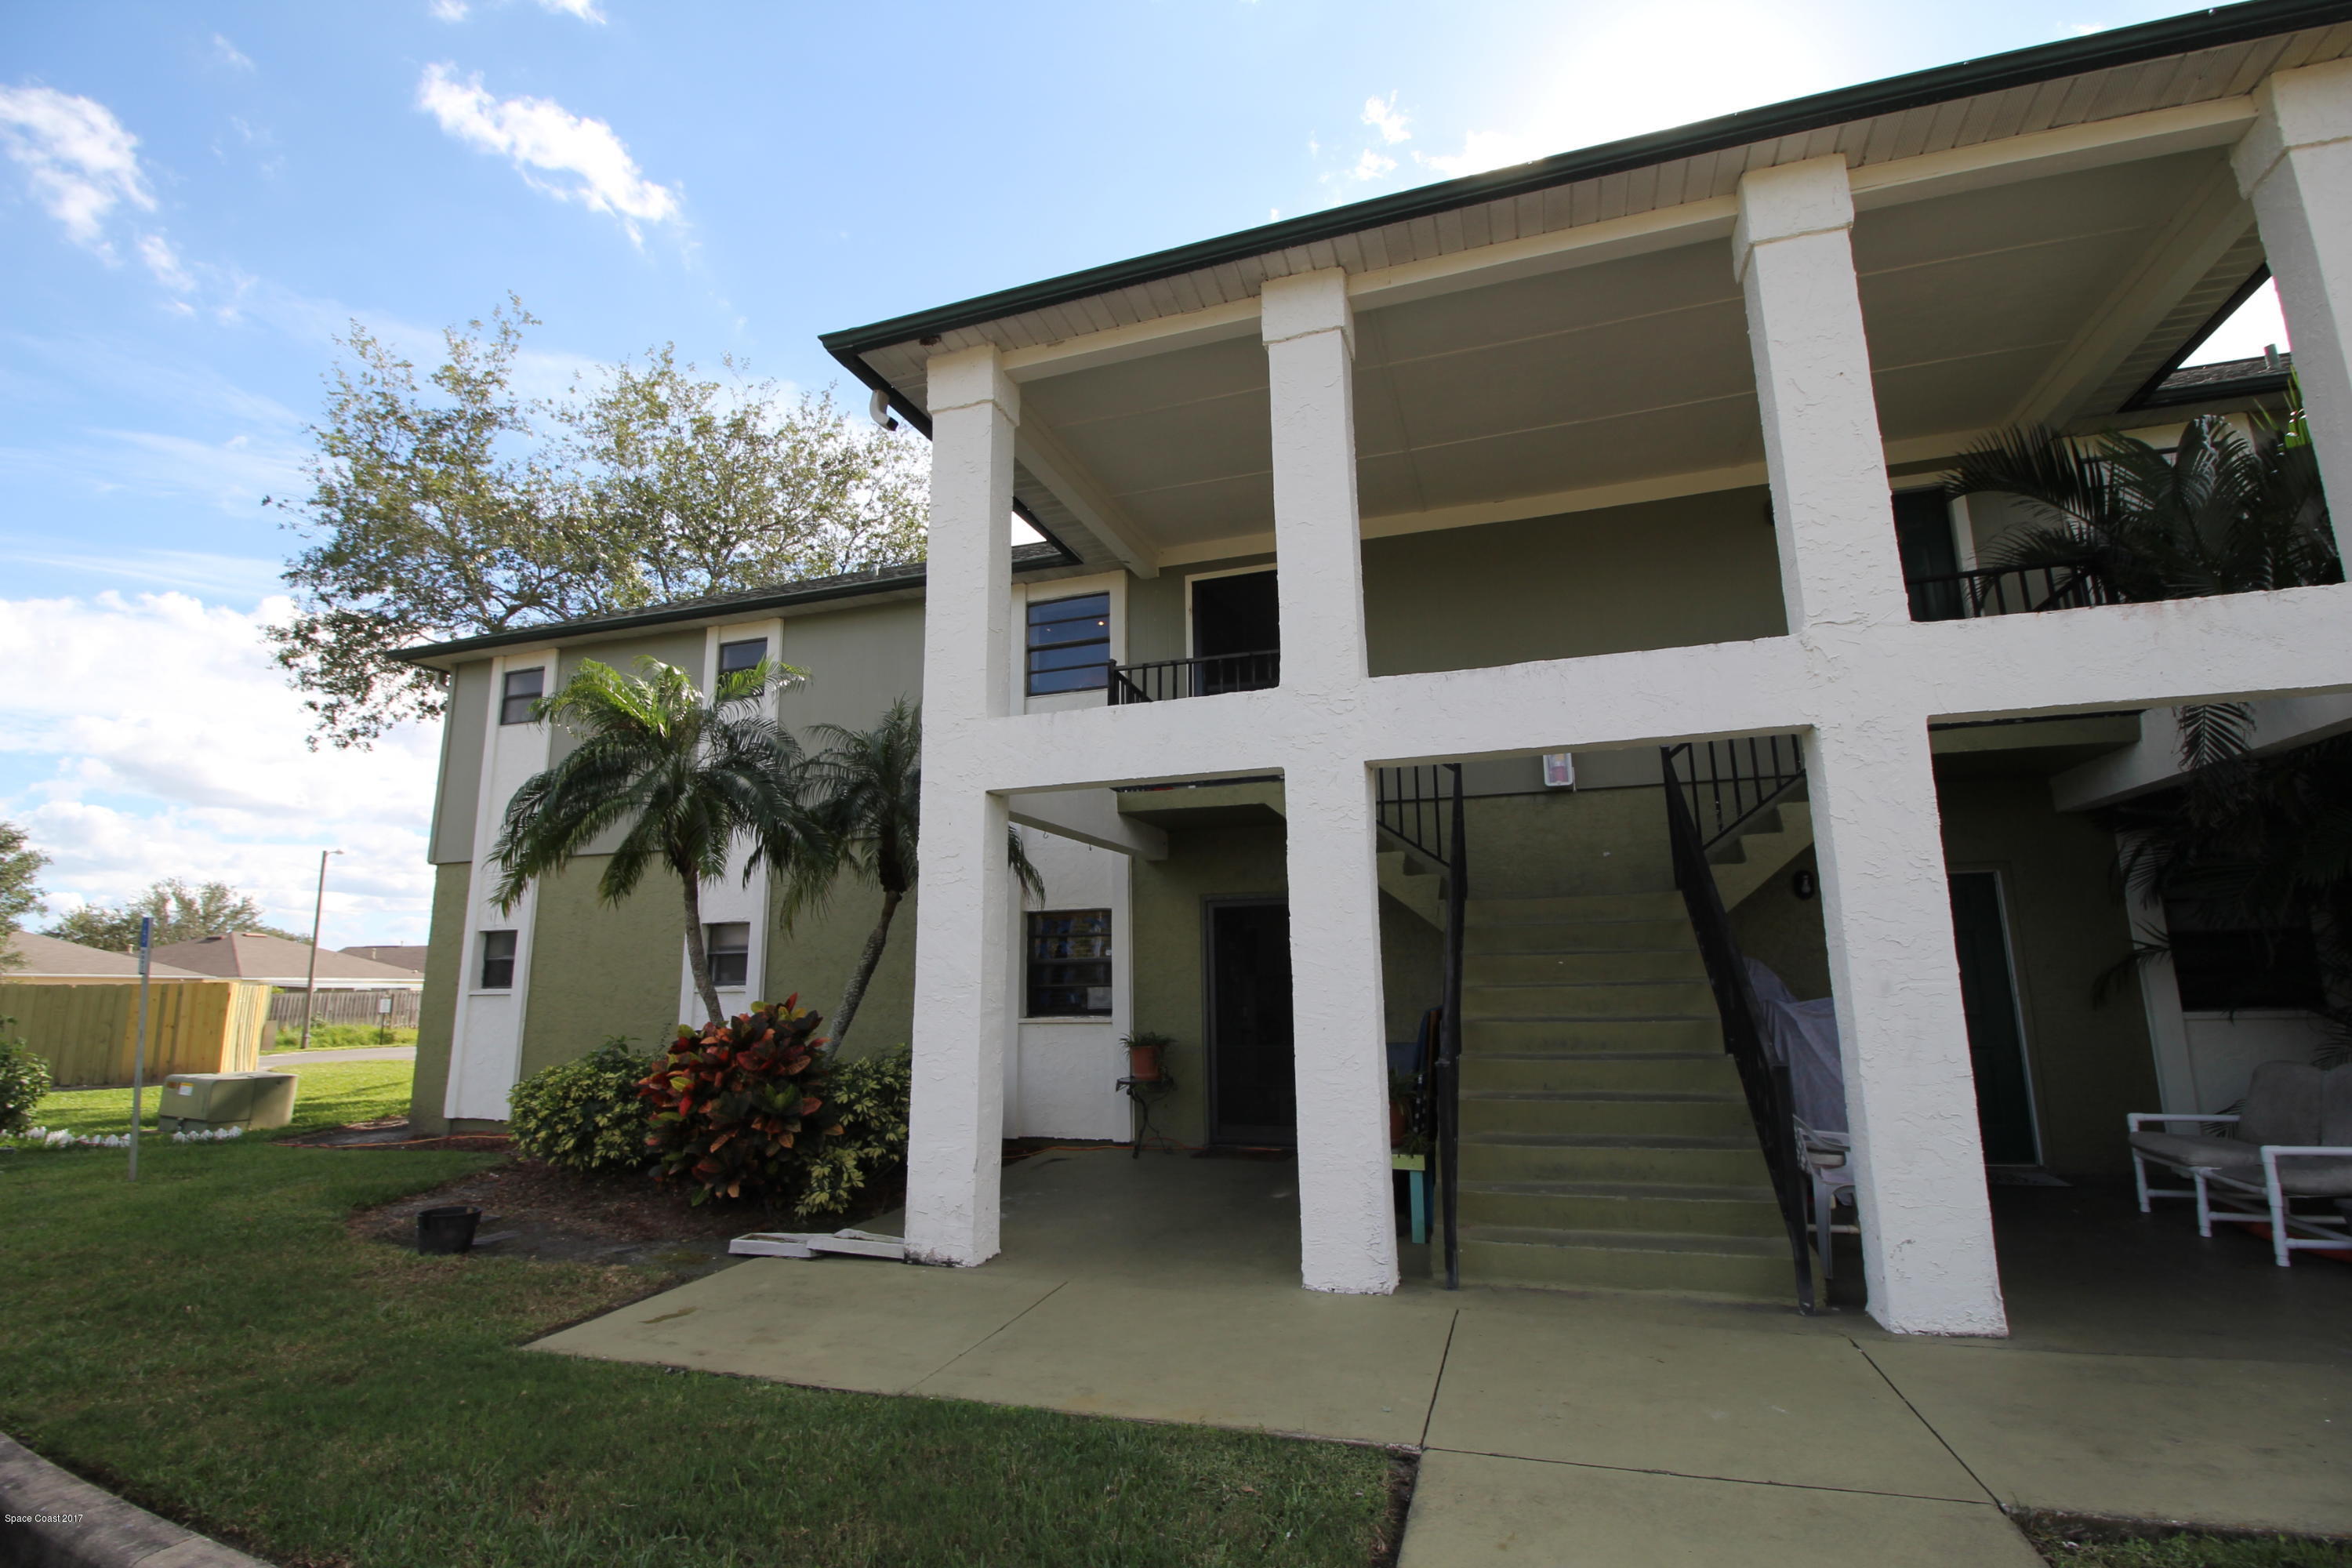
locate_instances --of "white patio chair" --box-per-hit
[2127,1060,2352,1266]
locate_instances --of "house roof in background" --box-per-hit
[148,933,426,985]
[340,945,427,975]
[1,931,208,980]
[395,542,1072,668]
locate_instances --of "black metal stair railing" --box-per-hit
[1375,764,1467,1289]
[1671,733,1806,852]
[1105,649,1279,704]
[1661,742,1816,1315]
[1904,558,2114,622]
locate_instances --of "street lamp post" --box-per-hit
[298,850,344,1053]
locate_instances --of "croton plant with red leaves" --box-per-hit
[637,995,848,1205]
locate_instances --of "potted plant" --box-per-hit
[1121,1030,1174,1082]
[1388,1069,1421,1149]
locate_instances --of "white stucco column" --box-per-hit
[1261,269,1370,696]
[1260,268,1396,1294]
[1282,757,1399,1294]
[903,345,1018,1268]
[2235,58,2352,560]
[1806,716,2006,1336]
[1733,157,1910,635]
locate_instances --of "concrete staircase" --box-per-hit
[1704,794,1813,909]
[1450,888,1793,1300]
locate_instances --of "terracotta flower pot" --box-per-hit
[1389,1103,1407,1147]
[1126,1043,1162,1081]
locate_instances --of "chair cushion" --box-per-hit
[2324,1065,2352,1149]
[2129,1129,2261,1171]
[2273,1156,2352,1199]
[2238,1060,2324,1148]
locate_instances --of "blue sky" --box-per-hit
[0,0,2293,943]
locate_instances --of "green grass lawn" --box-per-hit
[27,1058,416,1138]
[0,1067,1396,1566]
[2022,1515,2352,1567]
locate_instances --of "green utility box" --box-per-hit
[157,1071,299,1133]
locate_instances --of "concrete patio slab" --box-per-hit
[529,1255,1060,1395]
[1397,1451,2042,1568]
[1867,1341,2352,1536]
[912,1276,1455,1444]
[1424,1308,1986,1501]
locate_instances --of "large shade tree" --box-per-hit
[784,701,1042,1052]
[270,300,927,748]
[0,822,46,972]
[488,656,817,1025]
[47,878,299,953]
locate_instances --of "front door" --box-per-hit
[1206,898,1295,1145]
[1947,871,2041,1165]
[1190,570,1279,695]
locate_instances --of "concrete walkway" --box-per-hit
[259,1045,417,1065]
[532,1152,2352,1566]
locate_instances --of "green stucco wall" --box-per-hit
[766,873,920,1062]
[1935,770,2158,1176]
[1381,894,1443,1043]
[1363,489,1785,674]
[1464,789,1674,898]
[518,859,693,1078]
[1729,846,1832,1000]
[408,860,472,1134]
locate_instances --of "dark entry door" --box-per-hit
[1206,899,1296,1145]
[1191,570,1279,695]
[1947,871,2040,1165]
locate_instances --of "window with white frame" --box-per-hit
[478,930,517,989]
[499,667,545,725]
[717,637,768,683]
[1026,910,1112,1016]
[704,922,751,989]
[1025,593,1110,695]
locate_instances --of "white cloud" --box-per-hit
[535,0,608,22]
[0,592,439,942]
[1349,148,1396,181]
[416,64,679,238]
[210,34,255,72]
[429,0,470,19]
[137,233,194,292]
[0,85,154,253]
[1363,93,1410,146]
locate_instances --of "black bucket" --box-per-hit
[416,1205,481,1255]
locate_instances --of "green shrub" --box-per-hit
[641,997,849,1206]
[0,1021,53,1136]
[792,1047,912,1220]
[508,1036,659,1175]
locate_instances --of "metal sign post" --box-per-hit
[129,914,151,1182]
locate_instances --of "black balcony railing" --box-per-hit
[1905,558,2114,622]
[1106,649,1279,704]
[1673,733,1806,852]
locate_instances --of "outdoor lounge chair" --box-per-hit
[2128,1060,2352,1266]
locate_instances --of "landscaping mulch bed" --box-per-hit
[343,1142,908,1277]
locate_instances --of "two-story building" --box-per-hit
[404,0,2352,1338]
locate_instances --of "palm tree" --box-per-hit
[782,699,1043,1052]
[1944,412,2340,768]
[489,655,815,1025]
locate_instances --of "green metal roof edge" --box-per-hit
[393,543,1069,666]
[820,0,2352,363]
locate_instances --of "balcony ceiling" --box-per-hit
[999,143,2248,561]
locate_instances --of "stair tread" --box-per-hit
[1460,1089,1743,1105]
[1465,1131,1757,1150]
[1462,1179,1777,1202]
[1461,1225,1788,1258]
[1470,1051,1722,1062]
[1465,978,1709,990]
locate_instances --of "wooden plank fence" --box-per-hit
[266,989,422,1030]
[1,980,270,1087]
